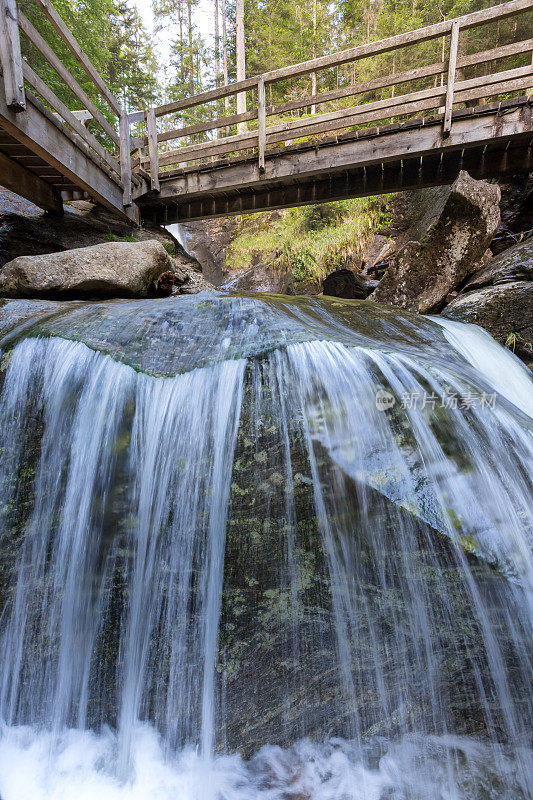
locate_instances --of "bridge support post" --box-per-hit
[258,75,266,173]
[119,111,132,206]
[145,107,160,192]
[0,0,25,111]
[443,19,460,137]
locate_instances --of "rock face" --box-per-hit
[370,172,501,312]
[322,268,369,299]
[443,238,533,368]
[461,235,533,290]
[0,239,175,299]
[0,191,187,267]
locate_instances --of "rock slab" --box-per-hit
[0,239,174,299]
[370,172,501,312]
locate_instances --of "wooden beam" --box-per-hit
[18,12,119,145]
[119,111,132,206]
[443,20,460,136]
[29,0,120,116]
[0,89,134,220]
[0,147,62,211]
[154,75,259,118]
[145,107,159,191]
[0,0,25,110]
[257,75,266,173]
[22,60,121,178]
[146,106,532,205]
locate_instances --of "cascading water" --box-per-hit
[0,292,531,799]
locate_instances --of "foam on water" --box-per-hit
[0,724,530,800]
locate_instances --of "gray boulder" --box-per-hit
[462,236,533,290]
[442,237,533,368]
[0,239,174,299]
[444,282,533,368]
[370,172,501,312]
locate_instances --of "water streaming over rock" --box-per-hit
[0,293,531,799]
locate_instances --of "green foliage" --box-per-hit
[505,332,524,352]
[19,0,158,127]
[103,232,136,242]
[163,241,177,256]
[227,196,389,286]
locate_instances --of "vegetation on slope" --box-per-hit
[226,197,390,291]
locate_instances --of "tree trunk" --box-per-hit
[214,0,220,84]
[188,0,194,94]
[236,0,246,133]
[221,0,229,117]
[311,0,317,114]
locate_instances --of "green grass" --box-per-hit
[226,196,390,288]
[103,232,137,243]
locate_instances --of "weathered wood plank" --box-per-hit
[0,0,25,110]
[154,75,259,118]
[156,129,257,167]
[257,75,266,173]
[18,12,119,145]
[119,112,132,206]
[145,107,160,191]
[0,88,134,219]
[443,20,460,135]
[149,106,532,207]
[261,0,533,84]
[30,0,121,115]
[0,147,62,210]
[22,60,121,177]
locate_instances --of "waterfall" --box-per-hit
[0,294,531,799]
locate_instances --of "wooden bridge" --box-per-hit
[0,0,532,225]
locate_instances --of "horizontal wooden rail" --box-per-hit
[148,38,533,148]
[151,0,532,121]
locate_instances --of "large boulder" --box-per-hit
[370,172,501,312]
[442,237,533,368]
[443,282,533,368]
[461,235,533,290]
[0,239,175,299]
[322,268,370,299]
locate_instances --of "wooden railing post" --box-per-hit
[257,75,266,174]
[119,111,132,207]
[443,19,460,136]
[145,107,160,192]
[0,0,25,110]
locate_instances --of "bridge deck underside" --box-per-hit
[139,100,533,225]
[0,89,134,221]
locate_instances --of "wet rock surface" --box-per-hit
[370,172,501,312]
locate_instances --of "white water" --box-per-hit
[0,296,531,800]
[434,316,533,418]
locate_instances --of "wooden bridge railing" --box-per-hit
[132,0,533,187]
[0,0,134,206]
